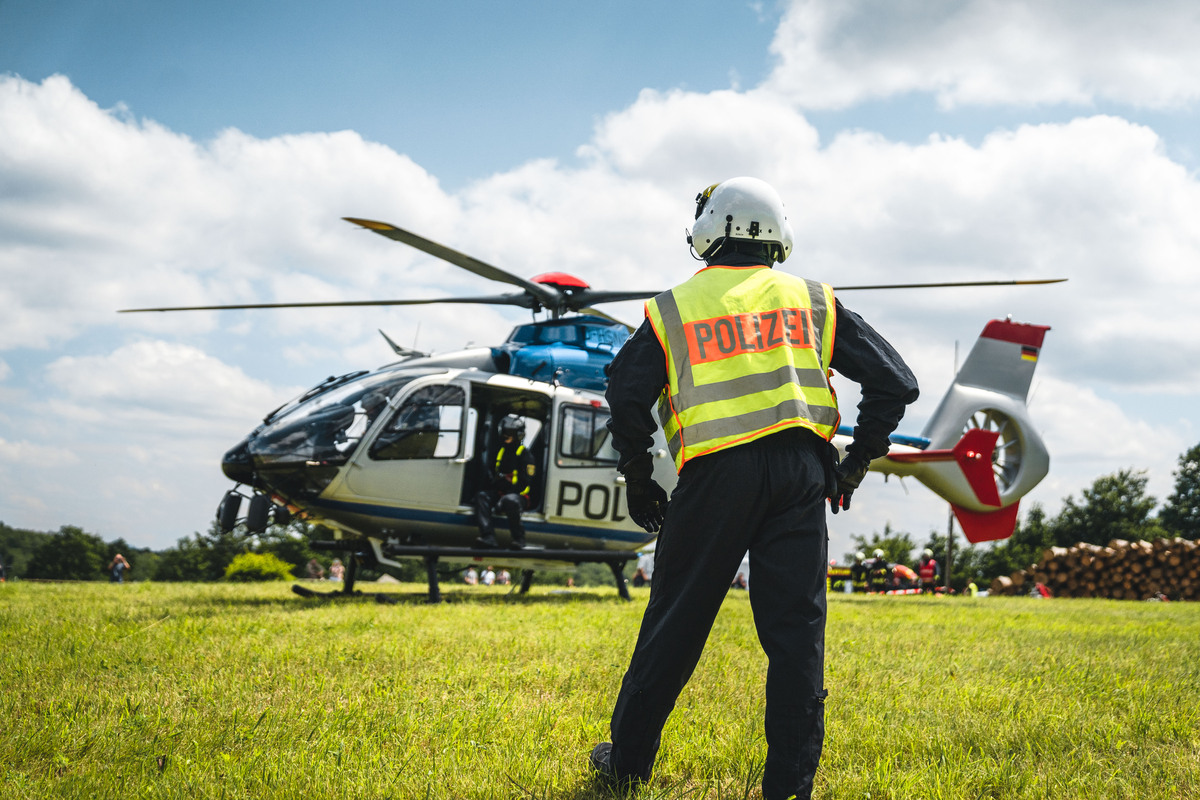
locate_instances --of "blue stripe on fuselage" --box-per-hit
[308,497,655,545]
[836,424,930,450]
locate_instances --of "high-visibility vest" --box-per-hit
[645,265,839,472]
[495,445,531,499]
[919,559,938,582]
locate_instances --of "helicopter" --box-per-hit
[121,217,1060,601]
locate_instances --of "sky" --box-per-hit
[3,0,1200,562]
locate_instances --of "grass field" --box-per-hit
[2,580,1198,799]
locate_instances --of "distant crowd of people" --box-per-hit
[462,566,512,586]
[844,548,977,595]
[305,557,346,582]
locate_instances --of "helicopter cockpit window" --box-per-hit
[370,384,465,461]
[584,324,628,353]
[557,404,618,466]
[248,369,431,466]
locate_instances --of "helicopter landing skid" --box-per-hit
[417,549,631,604]
[310,540,633,603]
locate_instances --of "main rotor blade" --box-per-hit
[118,293,538,313]
[832,278,1067,291]
[572,289,663,307]
[344,217,561,308]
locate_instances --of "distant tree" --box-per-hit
[25,525,107,580]
[1050,469,1165,546]
[154,530,220,581]
[0,522,51,579]
[981,503,1055,579]
[1159,443,1200,540]
[922,529,989,592]
[154,520,336,582]
[849,523,916,565]
[256,522,324,577]
[133,550,162,581]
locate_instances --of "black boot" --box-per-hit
[589,742,645,789]
[474,535,498,548]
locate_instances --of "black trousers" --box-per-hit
[608,430,829,800]
[475,490,526,542]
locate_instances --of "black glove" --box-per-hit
[625,478,668,533]
[830,455,869,514]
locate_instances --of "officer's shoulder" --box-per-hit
[770,269,818,286]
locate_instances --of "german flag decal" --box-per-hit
[1021,345,1039,362]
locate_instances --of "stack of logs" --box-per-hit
[989,538,1199,600]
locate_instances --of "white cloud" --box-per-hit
[764,0,1200,110]
[4,15,1200,551]
[42,339,295,434]
[0,74,454,351]
[0,438,79,467]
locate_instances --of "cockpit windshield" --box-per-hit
[506,317,629,353]
[248,368,443,466]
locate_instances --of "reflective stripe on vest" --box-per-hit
[646,266,839,471]
[496,445,531,498]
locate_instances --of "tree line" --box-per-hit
[0,519,623,587]
[848,443,1200,592]
[5,443,1199,588]
[0,520,330,583]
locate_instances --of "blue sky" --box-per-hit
[3,0,1200,557]
[1,0,782,188]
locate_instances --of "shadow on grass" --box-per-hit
[286,583,633,607]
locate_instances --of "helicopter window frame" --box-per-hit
[556,403,618,467]
[368,383,467,461]
[248,369,440,468]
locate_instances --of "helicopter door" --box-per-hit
[343,381,471,510]
[546,402,629,531]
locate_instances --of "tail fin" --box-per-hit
[951,503,1021,543]
[921,318,1049,449]
[876,319,1051,543]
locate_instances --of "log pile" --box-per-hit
[989,538,1200,600]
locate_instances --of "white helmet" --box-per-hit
[688,177,794,263]
[923,549,934,559]
[873,549,885,559]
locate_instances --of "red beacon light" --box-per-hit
[532,272,591,290]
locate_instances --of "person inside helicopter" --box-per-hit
[474,414,536,549]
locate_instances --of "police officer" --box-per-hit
[474,415,534,549]
[850,550,869,591]
[917,547,941,593]
[866,548,891,593]
[589,177,919,800]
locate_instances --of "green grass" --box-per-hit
[2,581,1197,799]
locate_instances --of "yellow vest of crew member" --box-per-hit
[645,265,839,472]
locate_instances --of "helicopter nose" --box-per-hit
[221,439,256,484]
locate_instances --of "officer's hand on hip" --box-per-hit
[830,455,870,514]
[626,478,669,533]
